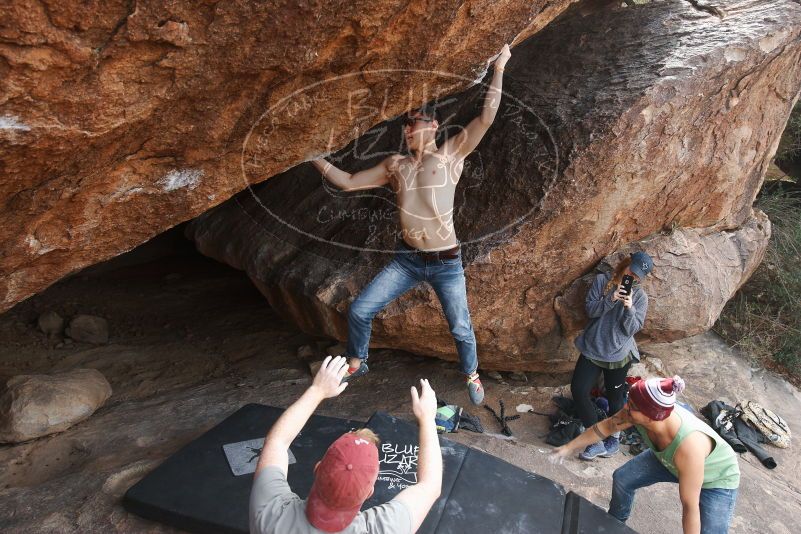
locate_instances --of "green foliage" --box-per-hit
[716,189,801,381]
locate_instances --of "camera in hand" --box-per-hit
[620,274,634,296]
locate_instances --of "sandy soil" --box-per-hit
[0,247,799,533]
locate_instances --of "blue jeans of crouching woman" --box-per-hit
[344,244,478,376]
[609,449,738,534]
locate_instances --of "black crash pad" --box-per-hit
[362,411,469,533]
[561,491,637,534]
[124,404,637,534]
[364,412,630,534]
[123,404,362,534]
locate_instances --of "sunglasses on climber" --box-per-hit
[403,115,435,127]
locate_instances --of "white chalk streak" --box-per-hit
[0,115,31,131]
[159,169,203,191]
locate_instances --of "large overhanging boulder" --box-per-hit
[0,0,577,313]
[186,0,801,372]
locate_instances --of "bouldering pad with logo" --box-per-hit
[124,405,637,534]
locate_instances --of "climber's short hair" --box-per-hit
[406,103,439,124]
[349,428,380,446]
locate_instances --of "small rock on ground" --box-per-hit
[296,345,316,360]
[37,312,64,337]
[487,370,503,381]
[327,343,346,356]
[66,315,109,344]
[0,368,112,443]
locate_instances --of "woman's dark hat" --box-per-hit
[630,251,653,278]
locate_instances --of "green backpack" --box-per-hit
[435,404,463,433]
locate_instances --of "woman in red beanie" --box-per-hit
[552,376,740,534]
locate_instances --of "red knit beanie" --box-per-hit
[627,376,686,421]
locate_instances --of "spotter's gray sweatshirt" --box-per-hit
[574,272,648,363]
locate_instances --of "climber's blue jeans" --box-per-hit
[609,449,738,533]
[344,245,478,375]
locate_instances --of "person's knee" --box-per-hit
[449,319,475,342]
[571,375,592,398]
[613,464,628,483]
[348,300,377,324]
[606,390,626,413]
[612,465,632,491]
[606,386,625,402]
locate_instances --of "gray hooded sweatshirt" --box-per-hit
[574,272,648,362]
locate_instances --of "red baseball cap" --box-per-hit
[306,432,379,532]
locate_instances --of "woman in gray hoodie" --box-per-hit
[570,251,653,460]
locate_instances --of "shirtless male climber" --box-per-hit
[310,44,511,405]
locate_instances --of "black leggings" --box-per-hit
[570,353,631,429]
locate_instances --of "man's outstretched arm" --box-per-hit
[446,44,511,159]
[255,356,349,477]
[393,379,443,532]
[311,155,399,191]
[550,408,634,462]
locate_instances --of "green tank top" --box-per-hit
[636,405,740,489]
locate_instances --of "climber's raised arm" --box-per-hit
[445,44,511,159]
[311,155,399,191]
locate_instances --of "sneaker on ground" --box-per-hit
[341,361,369,384]
[466,373,485,405]
[603,435,620,456]
[578,441,607,461]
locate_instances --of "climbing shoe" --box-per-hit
[466,373,485,405]
[603,435,620,457]
[579,441,607,461]
[341,361,369,383]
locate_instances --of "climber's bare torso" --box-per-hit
[386,149,465,252]
[311,45,510,253]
